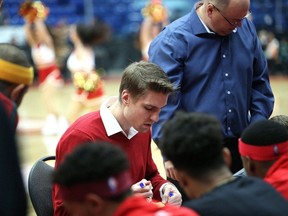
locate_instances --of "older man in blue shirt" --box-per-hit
[149,0,274,184]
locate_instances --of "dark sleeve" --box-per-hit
[0,102,27,215]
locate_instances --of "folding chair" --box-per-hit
[28,155,55,216]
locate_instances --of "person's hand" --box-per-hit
[131,179,153,201]
[164,160,178,180]
[161,183,182,206]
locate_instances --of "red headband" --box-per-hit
[60,170,132,202]
[238,138,288,161]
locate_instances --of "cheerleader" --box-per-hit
[21,1,69,136]
[66,20,110,123]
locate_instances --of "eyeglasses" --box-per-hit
[210,3,251,27]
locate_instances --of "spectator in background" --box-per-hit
[52,19,72,81]
[0,43,34,131]
[53,141,199,216]
[21,1,69,136]
[239,119,288,200]
[149,0,274,179]
[264,31,280,74]
[53,61,182,216]
[0,5,8,25]
[258,29,269,50]
[278,36,288,75]
[66,20,110,123]
[159,111,288,215]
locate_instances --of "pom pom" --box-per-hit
[142,1,167,23]
[73,71,100,92]
[19,1,49,22]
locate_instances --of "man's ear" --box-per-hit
[207,2,214,17]
[241,156,256,176]
[121,90,129,105]
[84,193,105,214]
[175,170,188,188]
[10,84,28,107]
[223,147,232,168]
[176,170,195,199]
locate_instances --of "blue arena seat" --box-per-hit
[1,0,288,36]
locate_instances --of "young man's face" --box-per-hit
[122,90,168,133]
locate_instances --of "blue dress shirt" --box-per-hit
[149,7,274,143]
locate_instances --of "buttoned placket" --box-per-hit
[221,37,234,136]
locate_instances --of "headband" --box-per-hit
[0,59,34,85]
[238,138,288,161]
[60,170,132,202]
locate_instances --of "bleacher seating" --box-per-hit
[1,0,193,36]
[2,0,288,35]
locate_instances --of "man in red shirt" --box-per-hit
[239,119,288,200]
[53,61,182,216]
[53,141,198,216]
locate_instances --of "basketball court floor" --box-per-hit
[16,75,288,215]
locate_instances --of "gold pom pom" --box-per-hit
[19,1,49,22]
[73,71,100,92]
[142,1,167,23]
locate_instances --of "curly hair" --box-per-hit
[159,111,225,180]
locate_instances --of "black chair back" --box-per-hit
[28,156,55,216]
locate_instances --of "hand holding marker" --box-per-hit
[140,182,173,196]
[139,181,153,201]
[140,181,173,203]
[139,182,145,188]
